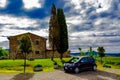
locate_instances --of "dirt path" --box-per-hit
[30,70,120,80]
[0,70,120,80]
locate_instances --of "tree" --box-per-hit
[97,46,105,64]
[18,34,33,73]
[0,47,8,59]
[88,46,94,57]
[49,4,59,60]
[57,8,68,60]
[78,48,85,56]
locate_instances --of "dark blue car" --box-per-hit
[64,56,97,73]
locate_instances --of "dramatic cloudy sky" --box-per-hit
[0,0,120,53]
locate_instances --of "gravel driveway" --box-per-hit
[0,70,120,80]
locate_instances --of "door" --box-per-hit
[79,57,89,70]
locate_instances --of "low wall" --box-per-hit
[46,50,70,58]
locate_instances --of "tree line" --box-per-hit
[79,46,105,64]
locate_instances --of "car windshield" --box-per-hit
[69,57,79,62]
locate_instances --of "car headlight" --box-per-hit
[70,64,75,67]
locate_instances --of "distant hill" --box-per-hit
[105,53,120,56]
[70,52,120,56]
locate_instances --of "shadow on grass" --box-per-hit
[11,73,34,80]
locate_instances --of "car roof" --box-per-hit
[71,56,91,58]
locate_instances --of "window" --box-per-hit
[35,51,39,54]
[71,57,79,62]
[88,57,94,62]
[81,58,88,63]
[35,39,39,45]
[18,40,21,45]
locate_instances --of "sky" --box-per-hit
[0,0,120,53]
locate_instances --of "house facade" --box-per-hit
[8,32,47,59]
[8,32,70,59]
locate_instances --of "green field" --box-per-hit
[0,57,119,73]
[96,56,120,69]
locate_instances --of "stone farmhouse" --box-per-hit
[8,32,69,59]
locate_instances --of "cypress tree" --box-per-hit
[49,4,59,60]
[57,8,68,60]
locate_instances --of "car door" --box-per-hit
[88,57,95,68]
[79,57,89,70]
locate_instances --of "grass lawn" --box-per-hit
[0,57,119,74]
[0,58,54,73]
[0,58,71,73]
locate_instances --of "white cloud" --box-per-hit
[96,0,112,13]
[66,16,83,25]
[70,0,112,13]
[0,14,49,39]
[0,0,7,8]
[23,0,44,10]
[64,0,120,52]
[0,37,8,42]
[71,0,81,9]
[0,14,38,29]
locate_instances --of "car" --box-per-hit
[64,56,97,73]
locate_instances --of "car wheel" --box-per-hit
[92,65,97,71]
[74,67,79,73]
[64,70,68,73]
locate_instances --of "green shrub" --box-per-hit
[103,63,111,68]
[115,62,120,66]
[33,64,43,72]
[54,62,57,65]
[34,64,42,67]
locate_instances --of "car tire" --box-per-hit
[92,65,97,71]
[64,70,68,73]
[74,67,79,73]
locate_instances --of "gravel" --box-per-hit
[0,70,120,80]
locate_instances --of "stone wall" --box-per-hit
[46,50,70,58]
[8,32,46,59]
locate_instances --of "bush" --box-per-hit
[28,58,34,61]
[54,62,57,65]
[34,64,42,67]
[103,64,111,68]
[33,64,43,72]
[61,60,65,64]
[115,62,120,66]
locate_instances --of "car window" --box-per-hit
[70,57,79,62]
[88,57,94,62]
[81,57,88,63]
